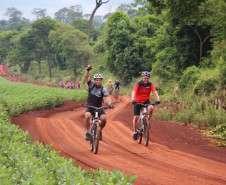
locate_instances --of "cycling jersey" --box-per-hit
[133,81,156,103]
[114,82,121,88]
[87,80,109,107]
[108,82,113,86]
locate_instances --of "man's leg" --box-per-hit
[85,112,91,140]
[148,105,154,119]
[99,114,106,140]
[133,115,139,140]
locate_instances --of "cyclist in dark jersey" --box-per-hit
[114,80,122,94]
[131,71,160,140]
[84,64,113,141]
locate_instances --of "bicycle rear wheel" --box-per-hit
[93,121,100,154]
[143,117,150,146]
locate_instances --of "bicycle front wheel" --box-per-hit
[143,117,150,146]
[137,119,142,144]
[93,121,100,154]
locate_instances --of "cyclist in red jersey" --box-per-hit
[131,71,160,140]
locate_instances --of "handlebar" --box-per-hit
[82,104,112,110]
[135,102,156,108]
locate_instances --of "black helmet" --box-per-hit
[142,71,150,77]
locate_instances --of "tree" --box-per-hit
[88,0,110,43]
[147,0,223,63]
[105,11,143,83]
[0,30,18,64]
[116,4,137,20]
[72,19,100,41]
[54,5,83,25]
[32,8,48,20]
[4,7,23,22]
[31,18,56,78]
[49,22,93,76]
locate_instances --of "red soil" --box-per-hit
[1,65,226,185]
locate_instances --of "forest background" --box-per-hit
[0,0,225,145]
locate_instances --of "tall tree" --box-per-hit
[54,5,83,25]
[4,7,23,22]
[88,0,109,43]
[147,0,222,63]
[32,8,48,20]
[31,18,56,78]
[49,22,93,76]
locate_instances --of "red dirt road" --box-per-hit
[1,65,226,185]
[11,97,226,185]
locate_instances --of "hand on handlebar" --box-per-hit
[132,100,137,104]
[109,104,114,108]
[155,101,160,104]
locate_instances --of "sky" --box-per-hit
[0,0,134,21]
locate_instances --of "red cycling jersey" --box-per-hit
[133,81,156,103]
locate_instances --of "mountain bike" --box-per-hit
[82,104,112,154]
[135,102,155,146]
[108,85,113,95]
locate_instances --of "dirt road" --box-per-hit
[1,65,226,185]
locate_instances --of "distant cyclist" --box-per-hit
[114,80,122,95]
[60,81,65,88]
[131,71,160,140]
[108,80,113,95]
[84,64,113,141]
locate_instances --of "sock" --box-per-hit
[86,129,89,133]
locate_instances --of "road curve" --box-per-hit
[1,64,226,185]
[11,95,226,185]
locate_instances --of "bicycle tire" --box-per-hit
[137,119,142,144]
[143,117,150,146]
[93,121,100,154]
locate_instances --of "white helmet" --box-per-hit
[109,80,111,81]
[94,73,103,79]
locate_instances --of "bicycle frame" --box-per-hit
[82,104,111,154]
[135,103,155,146]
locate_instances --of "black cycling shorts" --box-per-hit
[133,100,151,116]
[86,107,106,117]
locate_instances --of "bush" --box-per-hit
[194,79,218,96]
[179,66,200,90]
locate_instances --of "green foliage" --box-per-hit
[0,30,19,63]
[0,77,87,116]
[194,79,218,96]
[72,18,100,41]
[202,124,226,146]
[179,66,200,90]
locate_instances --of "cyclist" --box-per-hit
[108,80,113,95]
[84,64,113,141]
[77,82,81,89]
[131,71,160,140]
[114,80,122,94]
[60,81,65,88]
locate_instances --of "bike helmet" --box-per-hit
[142,71,150,77]
[94,73,103,79]
[109,80,111,81]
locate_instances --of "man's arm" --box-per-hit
[131,91,136,101]
[105,96,112,106]
[153,91,160,101]
[85,65,92,83]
